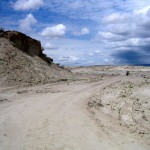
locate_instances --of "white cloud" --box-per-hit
[88,50,105,57]
[79,28,90,35]
[19,14,37,32]
[74,27,90,36]
[11,0,150,65]
[93,50,104,55]
[106,24,132,36]
[44,0,150,21]
[37,37,107,65]
[40,24,66,38]
[121,38,150,47]
[98,32,126,42]
[102,13,130,24]
[69,56,79,61]
[44,42,58,50]
[58,56,79,62]
[134,5,150,15]
[97,4,150,53]
[13,0,44,10]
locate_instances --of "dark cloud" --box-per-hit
[113,49,150,65]
[139,46,150,53]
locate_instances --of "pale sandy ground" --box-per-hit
[0,66,150,150]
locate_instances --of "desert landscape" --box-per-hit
[0,31,150,150]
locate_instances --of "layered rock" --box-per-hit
[0,30,73,87]
[0,30,53,64]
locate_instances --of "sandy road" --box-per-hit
[0,78,149,150]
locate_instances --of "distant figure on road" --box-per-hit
[126,71,130,76]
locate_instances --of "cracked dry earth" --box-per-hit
[0,76,150,150]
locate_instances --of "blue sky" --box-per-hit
[1,0,150,66]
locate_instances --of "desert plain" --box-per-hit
[0,65,150,150]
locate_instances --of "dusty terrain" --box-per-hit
[0,66,150,150]
[0,31,73,87]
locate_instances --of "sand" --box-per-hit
[0,66,150,150]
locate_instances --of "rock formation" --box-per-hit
[0,30,53,64]
[0,30,73,87]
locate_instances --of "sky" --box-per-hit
[1,0,150,66]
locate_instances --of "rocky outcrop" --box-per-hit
[0,30,53,64]
[0,30,73,87]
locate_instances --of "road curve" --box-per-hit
[0,78,149,150]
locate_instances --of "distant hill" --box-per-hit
[0,30,73,87]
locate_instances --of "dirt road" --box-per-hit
[0,78,149,150]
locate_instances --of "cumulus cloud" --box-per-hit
[98,32,126,42]
[107,24,132,36]
[74,27,90,36]
[13,0,44,10]
[99,5,150,47]
[94,3,150,65]
[40,24,66,38]
[19,14,37,32]
[8,0,150,65]
[102,13,130,24]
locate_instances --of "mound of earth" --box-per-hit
[0,30,73,87]
[88,75,150,144]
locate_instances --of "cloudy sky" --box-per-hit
[1,0,150,66]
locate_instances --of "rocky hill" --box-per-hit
[0,30,73,87]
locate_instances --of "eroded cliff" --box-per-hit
[0,30,73,87]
